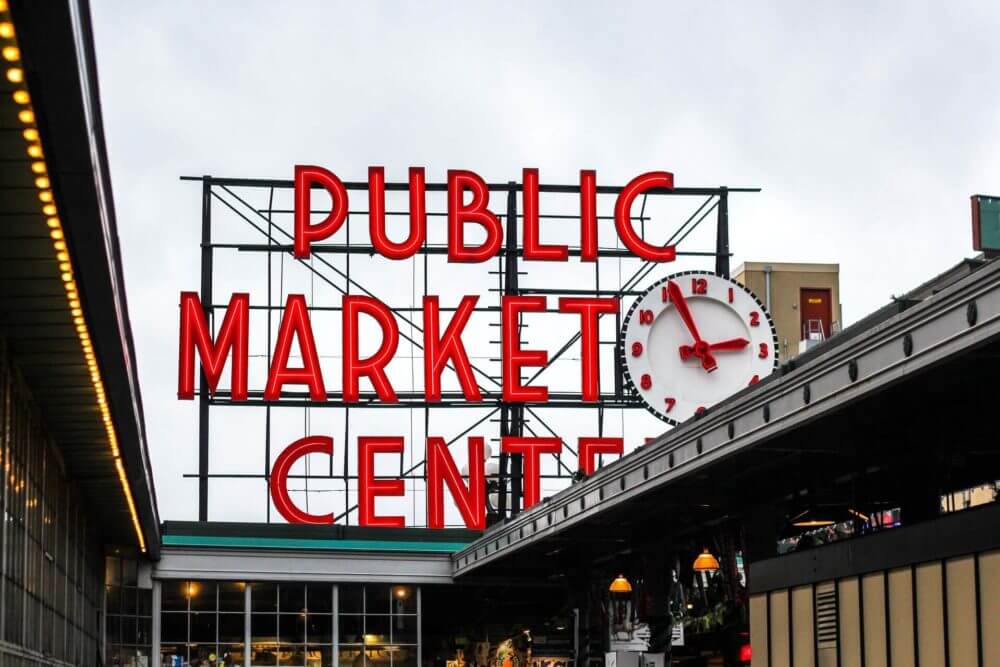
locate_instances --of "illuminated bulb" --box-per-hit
[59,261,70,272]
[31,161,45,174]
[12,90,29,104]
[2,46,19,61]
[0,2,8,14]
[71,299,81,309]
[0,22,13,38]
[38,190,53,203]
[27,144,42,158]
[6,67,22,83]
[60,272,73,282]
[73,316,83,326]
[35,176,50,189]
[57,251,68,261]
[53,241,66,251]
[17,108,33,124]
[50,229,63,240]
[22,128,38,142]
[46,217,60,228]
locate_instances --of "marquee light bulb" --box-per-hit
[6,67,22,83]
[22,128,38,141]
[17,108,33,124]
[38,190,52,203]
[35,176,50,189]
[31,161,45,174]
[27,144,41,158]
[42,203,56,216]
[49,229,63,240]
[0,22,13,38]
[53,241,66,251]
[12,90,29,104]
[2,46,19,61]
[60,272,72,283]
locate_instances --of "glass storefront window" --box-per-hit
[160,580,246,667]
[106,555,153,667]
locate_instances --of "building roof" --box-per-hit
[1,0,159,556]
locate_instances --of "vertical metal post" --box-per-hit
[151,580,161,665]
[198,176,213,521]
[502,184,524,516]
[715,187,730,278]
[333,584,339,667]
[416,586,422,667]
[244,583,252,667]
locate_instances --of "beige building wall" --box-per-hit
[733,262,842,360]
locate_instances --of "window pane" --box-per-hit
[137,588,152,616]
[389,586,416,615]
[338,585,363,614]
[190,611,217,643]
[279,613,306,644]
[121,587,137,614]
[137,616,152,646]
[189,643,216,667]
[160,612,188,643]
[365,585,391,614]
[390,614,416,645]
[161,581,191,612]
[219,582,246,612]
[251,641,279,666]
[105,556,121,586]
[366,645,392,667]
[338,615,363,644]
[279,584,305,614]
[219,643,245,666]
[339,647,363,666]
[252,613,278,642]
[106,615,121,644]
[190,581,217,611]
[391,648,418,667]
[106,585,121,614]
[160,643,186,666]
[365,615,390,643]
[306,614,332,644]
[306,585,332,614]
[123,559,138,586]
[253,583,278,612]
[219,613,245,643]
[306,645,332,667]
[280,645,306,666]
[121,616,137,645]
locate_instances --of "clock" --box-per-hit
[621,270,778,424]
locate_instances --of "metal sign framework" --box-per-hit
[181,174,758,526]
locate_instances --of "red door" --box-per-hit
[800,288,832,340]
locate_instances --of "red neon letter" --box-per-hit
[558,297,618,401]
[178,292,249,401]
[522,168,568,261]
[358,436,405,528]
[342,296,399,402]
[502,296,549,402]
[580,170,598,261]
[614,171,676,262]
[264,294,326,401]
[426,436,485,530]
[270,436,333,524]
[294,165,348,259]
[577,437,623,476]
[369,166,426,260]
[500,437,561,509]
[447,170,502,262]
[423,295,482,402]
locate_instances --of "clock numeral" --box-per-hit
[758,343,769,359]
[664,397,676,412]
[691,277,707,294]
[750,311,760,327]
[661,286,669,303]
[631,341,643,357]
[749,374,760,386]
[695,406,706,415]
[728,287,734,303]
[640,373,652,390]
[638,309,654,325]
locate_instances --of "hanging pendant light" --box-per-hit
[608,574,632,593]
[692,548,720,572]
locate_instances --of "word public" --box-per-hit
[177,165,676,529]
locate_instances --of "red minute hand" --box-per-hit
[667,281,718,372]
[707,338,750,351]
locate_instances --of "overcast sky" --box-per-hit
[89,1,1000,523]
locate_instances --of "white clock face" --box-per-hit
[621,271,778,424]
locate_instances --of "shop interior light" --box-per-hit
[608,574,632,593]
[2,11,146,553]
[692,548,721,572]
[790,508,836,528]
[393,586,411,600]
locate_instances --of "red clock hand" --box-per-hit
[666,280,703,343]
[707,337,750,351]
[667,281,718,372]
